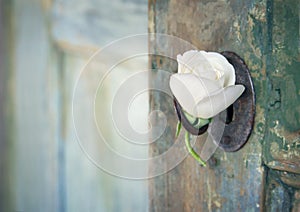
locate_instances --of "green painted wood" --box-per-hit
[148,0,299,211]
[263,0,300,175]
[263,0,300,210]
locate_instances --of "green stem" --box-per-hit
[176,121,182,138]
[185,131,206,167]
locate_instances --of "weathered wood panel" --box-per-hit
[263,0,300,210]
[149,1,267,211]
[263,0,300,175]
[149,0,299,211]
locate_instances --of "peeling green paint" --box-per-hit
[264,0,300,177]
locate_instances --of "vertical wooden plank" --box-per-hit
[149,0,268,211]
[263,0,300,174]
[11,0,59,211]
[263,0,300,210]
[0,0,12,211]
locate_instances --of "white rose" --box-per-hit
[169,50,245,119]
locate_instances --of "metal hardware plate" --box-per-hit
[216,51,255,152]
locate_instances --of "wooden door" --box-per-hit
[148,0,299,211]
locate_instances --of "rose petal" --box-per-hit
[177,50,198,66]
[196,70,221,82]
[204,52,235,86]
[216,73,225,87]
[177,50,235,85]
[177,50,198,74]
[193,85,245,119]
[169,73,222,115]
[177,50,217,81]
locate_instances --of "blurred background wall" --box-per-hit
[0,0,149,211]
